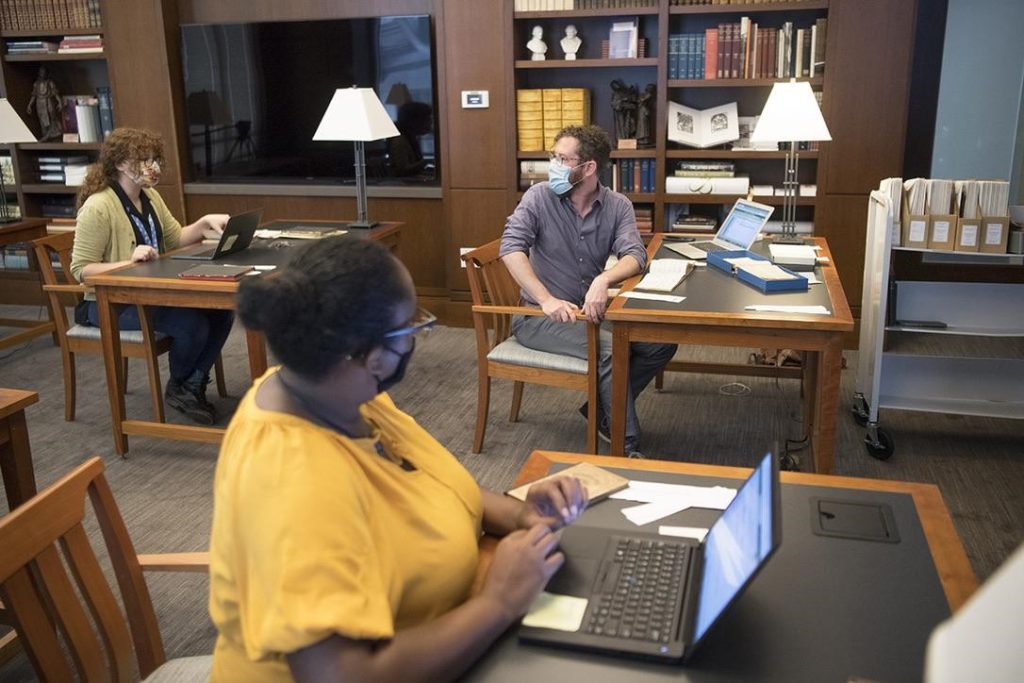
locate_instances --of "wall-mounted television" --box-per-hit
[179,15,437,186]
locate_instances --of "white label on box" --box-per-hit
[909,220,927,242]
[960,224,978,247]
[985,223,1004,245]
[932,220,950,242]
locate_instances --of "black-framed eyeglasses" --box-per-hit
[383,307,437,339]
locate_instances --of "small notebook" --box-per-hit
[506,463,630,503]
[178,264,255,281]
[281,226,348,240]
[635,259,693,293]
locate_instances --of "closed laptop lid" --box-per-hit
[687,451,781,657]
[214,208,263,257]
[713,199,774,250]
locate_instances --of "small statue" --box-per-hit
[636,83,656,147]
[26,66,64,142]
[527,25,547,61]
[560,24,581,60]
[610,79,639,142]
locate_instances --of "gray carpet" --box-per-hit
[1,304,1022,680]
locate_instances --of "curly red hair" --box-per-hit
[76,128,165,208]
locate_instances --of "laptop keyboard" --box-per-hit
[700,242,728,253]
[582,537,691,644]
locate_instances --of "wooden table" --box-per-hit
[606,235,855,473]
[469,451,977,682]
[0,387,39,666]
[86,222,402,455]
[0,219,55,351]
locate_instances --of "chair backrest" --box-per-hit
[462,238,523,347]
[0,457,167,682]
[31,232,83,338]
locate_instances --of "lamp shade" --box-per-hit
[313,87,399,142]
[385,82,413,107]
[0,98,38,143]
[751,80,831,143]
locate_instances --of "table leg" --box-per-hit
[0,411,38,509]
[802,349,820,442]
[97,290,129,455]
[245,329,268,380]
[810,337,843,474]
[610,325,630,456]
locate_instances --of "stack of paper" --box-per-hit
[978,180,1009,217]
[768,243,816,267]
[610,480,737,526]
[904,178,927,215]
[723,257,800,282]
[926,179,954,214]
[635,259,693,292]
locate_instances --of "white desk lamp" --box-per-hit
[313,86,399,229]
[0,98,38,223]
[751,80,831,243]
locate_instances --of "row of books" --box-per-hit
[634,206,653,234]
[3,34,100,55]
[36,153,88,185]
[674,160,735,177]
[0,0,101,31]
[60,88,113,142]
[514,1,655,10]
[611,158,657,194]
[669,19,826,81]
[58,33,102,53]
[669,0,821,5]
[516,88,591,152]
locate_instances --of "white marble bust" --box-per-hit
[527,25,547,61]
[560,24,581,60]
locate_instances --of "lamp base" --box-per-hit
[347,220,379,229]
[771,232,806,245]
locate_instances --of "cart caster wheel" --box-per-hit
[851,395,870,427]
[864,429,894,460]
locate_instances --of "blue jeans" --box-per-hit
[512,315,676,451]
[86,302,234,384]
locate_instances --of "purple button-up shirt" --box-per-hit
[499,182,647,306]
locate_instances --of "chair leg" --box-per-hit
[473,372,492,454]
[142,352,165,424]
[510,381,524,422]
[122,358,129,387]
[585,400,598,454]
[214,355,228,397]
[62,346,76,421]
[655,370,664,391]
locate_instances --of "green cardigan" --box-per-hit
[70,186,183,298]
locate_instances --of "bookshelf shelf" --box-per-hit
[667,149,818,160]
[20,184,80,194]
[669,1,829,15]
[515,7,660,20]
[665,194,817,206]
[17,142,103,151]
[518,148,658,159]
[4,52,105,62]
[515,58,659,69]
[668,77,823,88]
[1,27,103,38]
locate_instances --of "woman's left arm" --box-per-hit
[480,477,588,537]
[180,213,230,245]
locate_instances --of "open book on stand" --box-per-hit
[667,101,739,149]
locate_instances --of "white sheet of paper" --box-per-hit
[611,481,736,508]
[797,271,822,285]
[659,525,709,541]
[522,592,589,632]
[621,499,692,526]
[635,259,693,292]
[619,291,686,304]
[745,304,831,315]
[254,229,283,239]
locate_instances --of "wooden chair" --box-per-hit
[32,232,227,423]
[462,239,599,454]
[0,457,210,681]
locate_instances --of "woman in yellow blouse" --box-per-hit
[210,237,587,682]
[71,128,232,424]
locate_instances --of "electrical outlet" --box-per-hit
[459,247,472,268]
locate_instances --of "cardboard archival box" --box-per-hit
[979,216,1010,254]
[900,192,929,249]
[955,216,981,252]
[927,214,956,251]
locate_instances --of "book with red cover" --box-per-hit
[178,264,254,281]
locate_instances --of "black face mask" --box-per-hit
[376,339,415,393]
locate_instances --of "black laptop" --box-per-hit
[170,208,263,261]
[520,452,781,663]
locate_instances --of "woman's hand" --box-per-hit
[518,476,588,530]
[481,524,564,619]
[131,245,158,263]
[201,213,230,240]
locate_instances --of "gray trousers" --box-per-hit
[512,315,677,450]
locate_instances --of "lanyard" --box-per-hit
[128,210,160,249]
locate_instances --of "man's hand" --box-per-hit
[540,297,579,324]
[582,274,610,323]
[201,213,230,240]
[130,245,158,263]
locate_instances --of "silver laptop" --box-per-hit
[669,199,774,259]
[520,452,781,663]
[170,209,263,261]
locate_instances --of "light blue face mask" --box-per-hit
[548,160,582,196]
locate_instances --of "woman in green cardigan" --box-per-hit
[70,127,233,425]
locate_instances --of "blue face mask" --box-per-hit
[548,160,582,196]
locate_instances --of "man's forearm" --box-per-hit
[502,251,557,305]
[602,254,642,285]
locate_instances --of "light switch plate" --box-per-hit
[461,90,489,108]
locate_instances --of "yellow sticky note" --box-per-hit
[522,592,588,632]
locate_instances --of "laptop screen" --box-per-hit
[692,452,779,645]
[718,201,773,249]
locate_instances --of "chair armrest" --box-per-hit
[137,551,209,573]
[472,304,588,322]
[42,283,91,294]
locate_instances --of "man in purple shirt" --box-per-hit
[500,125,676,456]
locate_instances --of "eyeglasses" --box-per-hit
[139,158,162,171]
[383,307,437,339]
[548,152,584,166]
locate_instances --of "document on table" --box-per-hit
[727,258,801,282]
[619,291,686,304]
[611,480,736,526]
[635,259,693,292]
[745,304,831,314]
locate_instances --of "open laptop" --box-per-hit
[170,208,263,261]
[520,451,781,663]
[668,199,774,259]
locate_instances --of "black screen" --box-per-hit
[180,16,436,185]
